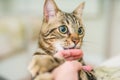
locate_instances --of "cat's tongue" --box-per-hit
[54,49,83,61]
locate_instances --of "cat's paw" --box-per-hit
[28,55,64,77]
[34,73,53,80]
[28,55,60,77]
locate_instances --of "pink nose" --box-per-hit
[70,34,79,44]
[72,37,79,44]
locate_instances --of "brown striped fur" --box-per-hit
[28,0,97,80]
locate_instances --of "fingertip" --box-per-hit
[82,65,93,71]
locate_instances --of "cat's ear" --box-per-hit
[44,0,60,22]
[73,2,85,17]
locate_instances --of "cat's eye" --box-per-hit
[58,25,68,34]
[78,27,83,35]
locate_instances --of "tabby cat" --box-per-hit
[28,0,97,80]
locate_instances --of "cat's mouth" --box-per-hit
[64,45,76,50]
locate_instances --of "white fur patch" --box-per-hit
[54,42,64,52]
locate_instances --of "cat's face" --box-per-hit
[39,0,85,54]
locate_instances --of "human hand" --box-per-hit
[52,49,83,80]
[52,61,82,80]
[54,49,83,61]
[52,49,93,80]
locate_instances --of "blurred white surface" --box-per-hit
[101,54,120,67]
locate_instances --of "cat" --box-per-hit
[28,0,97,80]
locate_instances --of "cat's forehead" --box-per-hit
[62,13,82,27]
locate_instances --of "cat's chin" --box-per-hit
[55,47,77,53]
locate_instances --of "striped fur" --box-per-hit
[28,0,97,80]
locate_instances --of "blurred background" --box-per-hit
[0,0,120,80]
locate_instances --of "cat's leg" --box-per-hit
[28,53,64,80]
[79,70,97,80]
[78,58,97,80]
[33,73,53,80]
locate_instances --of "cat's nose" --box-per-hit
[72,37,79,44]
[70,34,79,44]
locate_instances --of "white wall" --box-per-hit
[109,0,120,57]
